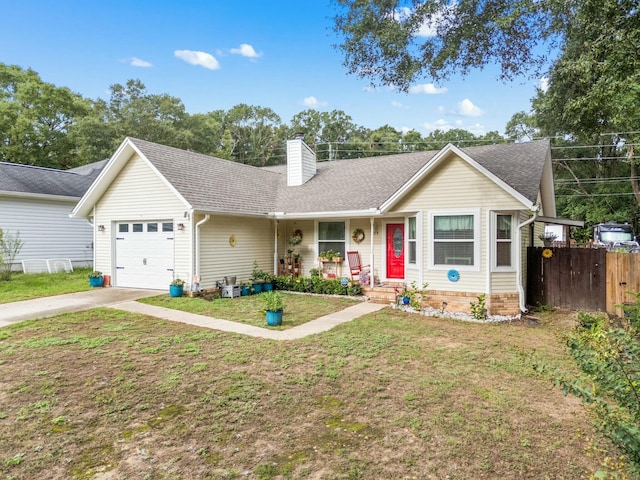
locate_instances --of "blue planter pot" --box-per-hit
[169,285,184,297]
[241,285,250,296]
[262,282,273,292]
[266,309,283,326]
[252,282,263,294]
[89,276,104,287]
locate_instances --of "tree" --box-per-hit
[332,0,571,91]
[0,63,90,168]
[74,79,193,164]
[226,104,283,166]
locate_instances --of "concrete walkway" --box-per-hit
[0,288,387,339]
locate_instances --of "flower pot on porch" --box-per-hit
[89,276,104,287]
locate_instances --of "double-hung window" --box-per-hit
[431,211,478,268]
[408,217,417,265]
[494,213,514,270]
[318,221,345,258]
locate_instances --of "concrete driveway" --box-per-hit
[0,288,388,339]
[0,288,160,327]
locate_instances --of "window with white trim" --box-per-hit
[432,213,477,267]
[318,221,345,258]
[494,213,514,269]
[408,217,417,264]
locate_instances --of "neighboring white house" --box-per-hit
[71,137,565,315]
[0,160,106,270]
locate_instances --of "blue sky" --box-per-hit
[1,1,543,137]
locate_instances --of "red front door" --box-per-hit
[386,223,405,279]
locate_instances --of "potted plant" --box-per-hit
[262,273,275,292]
[89,271,104,287]
[240,281,251,296]
[539,232,558,247]
[169,278,185,297]
[251,260,267,293]
[262,290,285,326]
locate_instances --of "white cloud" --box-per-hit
[230,43,262,58]
[391,100,408,109]
[422,119,454,132]
[302,96,328,107]
[174,50,220,70]
[456,99,483,117]
[129,57,152,67]
[409,83,448,95]
[465,123,486,136]
[538,76,549,92]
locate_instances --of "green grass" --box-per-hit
[0,268,92,303]
[0,306,600,479]
[140,292,361,329]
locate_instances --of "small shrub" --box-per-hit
[470,294,487,321]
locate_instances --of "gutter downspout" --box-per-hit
[88,208,96,272]
[516,207,539,313]
[195,214,210,289]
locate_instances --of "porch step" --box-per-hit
[363,284,402,304]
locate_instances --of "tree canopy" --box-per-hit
[332,0,573,91]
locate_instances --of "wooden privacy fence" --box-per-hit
[528,248,640,315]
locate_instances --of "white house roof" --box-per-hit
[72,137,552,218]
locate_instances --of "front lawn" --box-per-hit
[0,268,92,304]
[140,292,361,330]
[0,307,600,479]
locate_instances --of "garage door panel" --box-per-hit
[115,221,174,289]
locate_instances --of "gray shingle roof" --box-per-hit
[128,138,549,216]
[0,160,106,197]
[130,139,280,215]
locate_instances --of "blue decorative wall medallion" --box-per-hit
[447,269,460,282]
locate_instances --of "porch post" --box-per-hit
[274,220,279,275]
[370,217,375,286]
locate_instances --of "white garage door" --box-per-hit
[115,221,174,289]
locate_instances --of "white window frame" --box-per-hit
[407,216,418,265]
[428,209,480,271]
[491,211,516,272]
[316,220,346,258]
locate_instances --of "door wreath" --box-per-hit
[352,228,365,243]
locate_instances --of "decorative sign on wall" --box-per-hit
[229,235,237,247]
[447,269,460,282]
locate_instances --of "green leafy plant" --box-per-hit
[470,293,487,321]
[89,271,103,279]
[262,290,285,312]
[170,278,185,287]
[251,260,268,283]
[319,250,342,261]
[0,228,23,281]
[288,234,302,246]
[401,281,429,310]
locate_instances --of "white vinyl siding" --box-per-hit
[94,153,191,285]
[198,215,274,289]
[392,156,528,292]
[0,195,93,268]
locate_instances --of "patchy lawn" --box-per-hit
[140,293,362,329]
[0,306,598,479]
[0,268,92,304]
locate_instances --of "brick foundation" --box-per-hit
[363,286,521,316]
